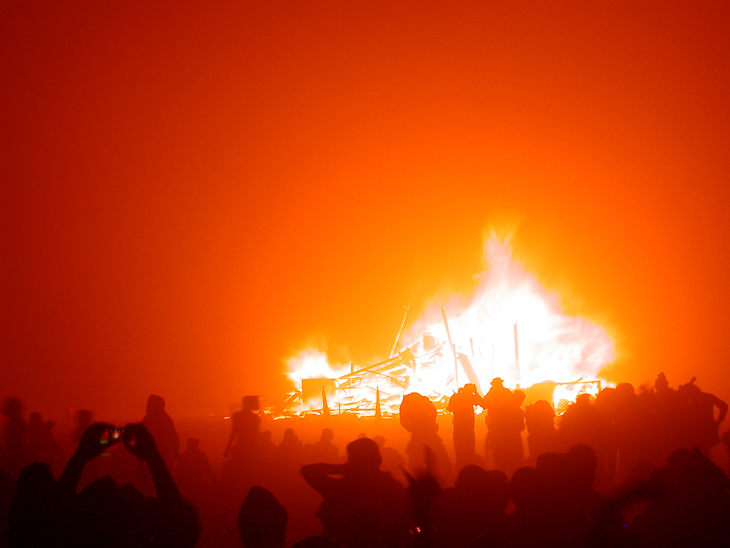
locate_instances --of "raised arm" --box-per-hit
[57,423,114,494]
[714,396,728,425]
[300,462,348,495]
[123,423,181,504]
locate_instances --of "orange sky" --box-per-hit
[3,1,730,418]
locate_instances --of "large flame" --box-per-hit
[285,235,615,414]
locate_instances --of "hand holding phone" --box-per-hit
[109,427,124,442]
[76,423,114,461]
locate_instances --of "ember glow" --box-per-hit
[286,235,615,414]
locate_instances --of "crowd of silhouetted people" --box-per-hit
[2,373,730,547]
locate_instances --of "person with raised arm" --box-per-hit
[55,422,197,547]
[301,437,408,547]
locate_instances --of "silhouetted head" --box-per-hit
[513,390,526,405]
[238,486,287,548]
[576,393,592,406]
[16,462,55,499]
[373,435,386,447]
[483,470,511,515]
[79,477,127,532]
[528,399,555,417]
[667,447,696,470]
[29,412,43,423]
[146,394,165,414]
[456,465,510,513]
[455,464,488,491]
[462,383,478,396]
[510,466,544,510]
[186,438,200,452]
[596,386,616,402]
[320,428,333,442]
[243,395,260,412]
[346,437,382,472]
[616,383,635,399]
[2,396,23,419]
[655,372,669,391]
[491,377,504,387]
[283,428,298,442]
[78,478,177,546]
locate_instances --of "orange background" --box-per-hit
[3,1,730,418]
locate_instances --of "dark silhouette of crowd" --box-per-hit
[2,372,730,547]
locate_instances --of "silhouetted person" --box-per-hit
[535,451,581,547]
[373,435,406,484]
[301,437,408,547]
[400,392,453,485]
[238,485,288,548]
[142,395,179,470]
[26,412,64,469]
[565,444,625,545]
[66,410,103,490]
[524,399,558,465]
[482,377,512,407]
[611,383,654,487]
[11,422,198,547]
[306,428,338,464]
[647,372,687,464]
[559,393,603,452]
[630,447,730,547]
[509,465,551,548]
[404,455,443,547]
[447,383,483,474]
[262,427,319,548]
[176,437,215,503]
[8,462,60,547]
[221,399,264,500]
[258,430,277,462]
[483,379,524,476]
[434,465,511,547]
[225,395,261,459]
[2,397,26,476]
[593,387,620,492]
[267,427,308,524]
[277,428,304,464]
[680,380,728,457]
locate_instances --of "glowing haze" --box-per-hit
[286,234,614,412]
